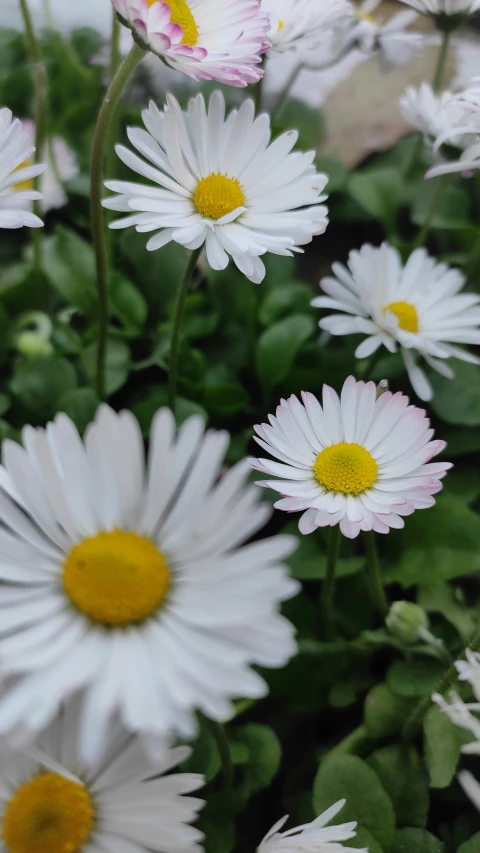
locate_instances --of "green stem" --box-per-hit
[321,526,341,639]
[364,531,388,618]
[90,42,145,400]
[413,176,445,249]
[205,719,233,788]
[432,29,450,93]
[106,11,123,257]
[168,247,202,413]
[403,628,480,742]
[271,63,303,122]
[19,0,48,272]
[466,230,480,280]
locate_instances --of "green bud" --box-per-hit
[16,332,54,359]
[386,601,429,645]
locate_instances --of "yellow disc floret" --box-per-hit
[63,529,170,626]
[383,300,419,334]
[146,0,199,45]
[193,174,246,221]
[277,19,285,31]
[2,772,94,853]
[314,442,378,496]
[13,157,34,193]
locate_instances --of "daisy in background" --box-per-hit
[258,800,367,853]
[400,82,479,160]
[250,375,450,539]
[262,0,354,55]
[399,0,480,20]
[0,405,298,762]
[0,108,46,229]
[342,0,424,72]
[426,79,480,177]
[103,90,329,284]
[0,697,204,853]
[111,0,269,86]
[312,243,480,401]
[18,120,79,213]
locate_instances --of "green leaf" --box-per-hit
[203,383,249,417]
[430,362,480,426]
[181,718,221,783]
[418,584,478,644]
[131,388,207,436]
[259,283,314,327]
[313,755,395,851]
[364,684,415,740]
[109,273,147,333]
[236,724,282,796]
[390,828,444,853]
[459,832,480,853]
[348,169,403,231]
[273,99,324,151]
[367,745,429,829]
[255,314,314,391]
[351,827,383,853]
[411,184,470,230]
[56,388,100,434]
[42,227,97,313]
[387,660,444,698]
[441,427,480,457]
[424,705,462,789]
[120,231,187,320]
[316,157,349,193]
[10,357,77,418]
[83,339,131,396]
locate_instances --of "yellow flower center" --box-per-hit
[354,5,376,23]
[2,772,94,853]
[62,529,171,626]
[13,157,34,192]
[314,442,378,496]
[277,19,285,31]
[383,300,419,334]
[193,174,246,221]
[146,0,198,45]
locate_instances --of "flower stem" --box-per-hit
[168,247,202,413]
[364,531,388,618]
[19,0,48,272]
[321,525,341,639]
[413,175,445,249]
[90,41,145,400]
[205,719,233,789]
[432,29,450,93]
[403,628,480,742]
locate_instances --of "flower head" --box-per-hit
[111,0,269,86]
[250,375,451,539]
[0,698,204,853]
[262,0,353,54]
[313,242,480,401]
[426,80,480,177]
[345,0,424,72]
[400,82,479,155]
[103,91,329,284]
[399,0,480,17]
[0,108,47,229]
[0,405,298,762]
[258,801,367,853]
[18,120,79,213]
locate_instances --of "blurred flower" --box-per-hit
[426,80,480,177]
[458,771,480,811]
[19,120,79,213]
[399,0,480,19]
[0,405,298,763]
[258,801,367,853]
[111,0,269,86]
[341,0,424,72]
[3,0,118,36]
[103,90,329,284]
[250,375,450,539]
[313,242,480,401]
[0,108,46,229]
[400,83,478,152]
[0,698,204,853]
[261,0,353,55]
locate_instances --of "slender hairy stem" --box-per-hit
[90,42,145,400]
[321,526,341,639]
[168,247,202,413]
[364,531,388,618]
[432,29,450,93]
[105,11,123,256]
[413,176,445,249]
[205,719,233,788]
[19,0,48,271]
[403,628,480,742]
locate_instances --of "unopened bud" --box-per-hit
[386,600,429,645]
[376,379,389,399]
[16,332,54,359]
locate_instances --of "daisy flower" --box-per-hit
[0,697,204,853]
[258,801,367,853]
[426,80,480,177]
[400,82,479,155]
[312,242,480,401]
[346,0,424,72]
[18,120,79,213]
[261,0,353,55]
[0,108,47,229]
[103,91,329,284]
[111,0,269,86]
[399,0,480,19]
[250,375,451,540]
[0,404,298,762]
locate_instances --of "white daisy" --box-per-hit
[400,82,479,155]
[250,375,451,540]
[0,697,204,853]
[261,0,353,55]
[426,80,480,177]
[312,242,480,402]
[345,0,424,72]
[18,120,79,213]
[0,404,298,763]
[258,801,367,853]
[399,0,480,17]
[0,108,47,229]
[103,90,329,284]
[111,0,269,86]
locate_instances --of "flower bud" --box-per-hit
[386,600,429,644]
[16,332,54,359]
